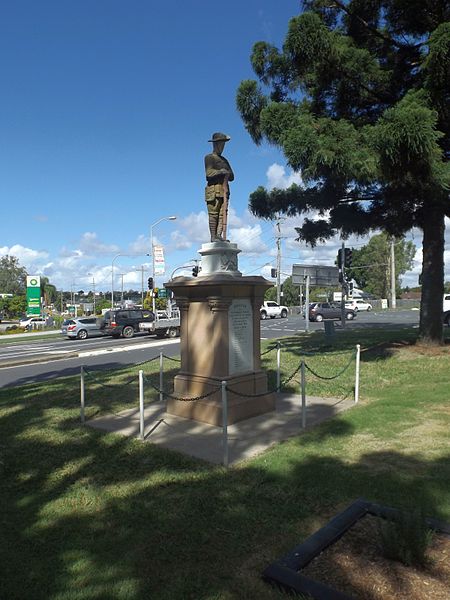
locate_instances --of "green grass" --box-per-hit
[0,327,449,599]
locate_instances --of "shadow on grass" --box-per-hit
[1,375,449,600]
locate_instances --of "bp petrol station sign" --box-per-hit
[26,276,41,316]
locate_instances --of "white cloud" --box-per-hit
[230,224,268,254]
[128,234,151,255]
[78,232,120,256]
[0,244,49,264]
[171,212,208,249]
[266,163,303,190]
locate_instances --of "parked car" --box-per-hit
[345,299,373,312]
[61,317,105,340]
[260,301,289,320]
[19,316,46,330]
[443,294,450,312]
[307,302,356,322]
[101,309,155,338]
[444,310,450,327]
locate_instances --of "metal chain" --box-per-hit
[143,375,220,402]
[304,351,356,381]
[280,362,303,387]
[162,354,181,363]
[260,346,276,357]
[84,367,139,389]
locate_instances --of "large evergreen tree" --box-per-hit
[237,0,449,344]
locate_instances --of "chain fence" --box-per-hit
[79,343,361,466]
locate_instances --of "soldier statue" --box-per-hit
[204,132,234,242]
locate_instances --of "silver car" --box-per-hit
[61,317,104,340]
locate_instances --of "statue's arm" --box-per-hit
[205,154,234,181]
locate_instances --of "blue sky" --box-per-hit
[1,1,448,295]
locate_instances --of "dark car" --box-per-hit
[308,302,356,322]
[101,309,155,338]
[444,311,450,327]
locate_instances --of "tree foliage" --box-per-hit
[0,256,27,295]
[237,0,449,343]
[346,233,416,298]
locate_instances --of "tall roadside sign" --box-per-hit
[26,276,41,316]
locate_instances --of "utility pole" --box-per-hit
[276,219,282,304]
[390,237,397,309]
[141,266,144,307]
[120,274,125,306]
[92,277,96,314]
[340,241,346,329]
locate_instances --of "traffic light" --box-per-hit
[147,277,153,290]
[344,248,353,267]
[192,265,199,277]
[337,249,344,268]
[270,268,277,278]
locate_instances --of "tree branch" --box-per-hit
[329,0,404,49]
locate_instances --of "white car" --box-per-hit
[19,316,46,329]
[345,299,373,312]
[260,301,289,319]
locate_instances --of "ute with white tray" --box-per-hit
[139,308,181,338]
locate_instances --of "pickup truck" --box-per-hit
[260,301,288,320]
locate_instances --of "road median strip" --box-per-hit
[0,338,180,368]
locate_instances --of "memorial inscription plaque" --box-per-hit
[228,299,254,375]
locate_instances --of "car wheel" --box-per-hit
[281,309,288,318]
[346,312,354,320]
[168,327,179,338]
[367,306,372,311]
[315,314,323,322]
[122,326,134,338]
[77,329,88,340]
[260,311,267,320]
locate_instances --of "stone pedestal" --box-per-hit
[165,242,275,426]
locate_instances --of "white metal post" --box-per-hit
[276,342,281,394]
[80,366,85,424]
[301,361,306,429]
[221,381,229,468]
[139,369,145,441]
[159,352,164,403]
[355,344,361,404]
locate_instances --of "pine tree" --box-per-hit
[237,0,449,344]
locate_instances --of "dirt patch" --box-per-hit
[301,515,450,600]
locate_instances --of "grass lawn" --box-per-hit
[0,327,449,599]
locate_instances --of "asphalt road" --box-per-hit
[0,309,420,388]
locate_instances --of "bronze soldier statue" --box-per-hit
[204,132,234,242]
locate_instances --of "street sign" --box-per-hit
[292,264,339,286]
[26,275,41,315]
[158,288,167,299]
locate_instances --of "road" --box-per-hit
[0,309,419,388]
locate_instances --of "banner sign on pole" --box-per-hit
[26,276,41,316]
[154,245,165,275]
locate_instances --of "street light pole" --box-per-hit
[150,215,177,312]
